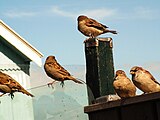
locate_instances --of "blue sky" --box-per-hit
[1,1,160,78]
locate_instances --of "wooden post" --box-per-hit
[85,37,115,104]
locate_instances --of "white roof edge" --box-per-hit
[0,20,43,67]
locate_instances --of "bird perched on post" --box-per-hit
[77,15,117,41]
[130,66,160,94]
[113,70,136,98]
[0,71,34,99]
[44,56,83,88]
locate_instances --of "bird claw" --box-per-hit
[84,38,89,43]
[47,81,57,89]
[84,37,93,43]
[47,83,54,89]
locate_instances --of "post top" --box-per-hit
[84,37,113,48]
[96,37,112,42]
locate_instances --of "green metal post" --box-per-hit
[85,37,115,104]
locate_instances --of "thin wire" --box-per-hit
[26,81,60,90]
[26,78,87,90]
[26,84,49,90]
[0,83,52,97]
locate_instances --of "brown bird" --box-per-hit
[113,70,136,98]
[44,56,83,87]
[0,71,34,99]
[130,66,160,94]
[77,15,117,39]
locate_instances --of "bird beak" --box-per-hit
[113,74,118,80]
[130,70,134,75]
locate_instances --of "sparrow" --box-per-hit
[0,71,34,99]
[44,56,83,87]
[130,66,160,94]
[77,15,117,39]
[113,70,136,98]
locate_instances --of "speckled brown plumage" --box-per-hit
[0,71,34,99]
[77,15,117,39]
[113,70,136,98]
[44,56,83,87]
[130,66,160,93]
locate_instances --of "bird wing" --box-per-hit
[145,70,160,85]
[53,62,71,76]
[0,73,23,90]
[9,79,34,97]
[85,18,108,29]
[0,84,11,93]
[0,72,23,90]
[5,77,34,96]
[0,71,34,97]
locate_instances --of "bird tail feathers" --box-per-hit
[109,30,117,34]
[75,78,86,84]
[19,89,34,97]
[76,78,86,84]
[67,76,84,84]
[72,78,84,84]
[105,30,118,34]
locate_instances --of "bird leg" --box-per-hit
[7,92,14,99]
[89,33,95,38]
[10,92,14,99]
[60,81,65,88]
[47,81,57,89]
[84,33,95,43]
